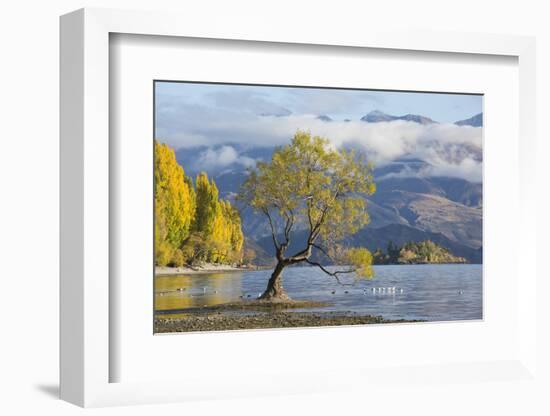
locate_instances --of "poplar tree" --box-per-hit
[154,141,244,266]
[154,140,195,265]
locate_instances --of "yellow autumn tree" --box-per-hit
[155,142,244,266]
[190,173,244,263]
[154,140,195,266]
[223,200,244,262]
[194,172,219,238]
[209,200,244,263]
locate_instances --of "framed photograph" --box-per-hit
[60,8,537,407]
[152,81,484,334]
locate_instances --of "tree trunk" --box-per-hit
[259,261,290,301]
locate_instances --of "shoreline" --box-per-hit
[154,311,420,333]
[154,299,420,333]
[155,263,270,276]
[157,262,481,276]
[155,262,481,279]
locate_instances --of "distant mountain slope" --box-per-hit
[240,186,482,250]
[243,239,275,266]
[370,190,482,248]
[175,147,483,249]
[375,176,482,207]
[258,108,292,117]
[429,177,482,207]
[316,115,333,122]
[352,224,482,263]
[361,110,436,125]
[455,113,483,127]
[255,223,482,264]
[373,158,431,177]
[171,111,483,254]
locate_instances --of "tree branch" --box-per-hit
[310,205,329,242]
[287,245,312,263]
[262,208,280,250]
[305,259,356,286]
[282,208,295,245]
[311,243,333,261]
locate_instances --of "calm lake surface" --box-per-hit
[155,264,482,322]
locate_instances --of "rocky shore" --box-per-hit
[154,311,419,333]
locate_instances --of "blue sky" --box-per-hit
[155,81,482,126]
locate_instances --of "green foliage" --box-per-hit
[156,240,173,267]
[194,173,219,237]
[154,141,244,266]
[374,240,467,264]
[171,249,186,267]
[346,247,374,278]
[180,232,210,265]
[240,131,375,245]
[239,130,376,283]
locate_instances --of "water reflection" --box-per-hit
[154,264,482,322]
[155,273,243,317]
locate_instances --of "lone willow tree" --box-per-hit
[238,130,377,301]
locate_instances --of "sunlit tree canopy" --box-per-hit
[238,130,376,299]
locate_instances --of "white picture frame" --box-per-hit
[60,7,537,407]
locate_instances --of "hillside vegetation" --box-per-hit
[373,240,467,265]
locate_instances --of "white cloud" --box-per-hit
[428,157,482,183]
[157,104,483,182]
[192,145,256,172]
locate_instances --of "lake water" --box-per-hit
[155,264,482,322]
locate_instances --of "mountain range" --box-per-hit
[175,111,483,263]
[455,112,483,127]
[360,110,437,125]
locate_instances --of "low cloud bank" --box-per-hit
[192,145,256,171]
[157,103,482,182]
